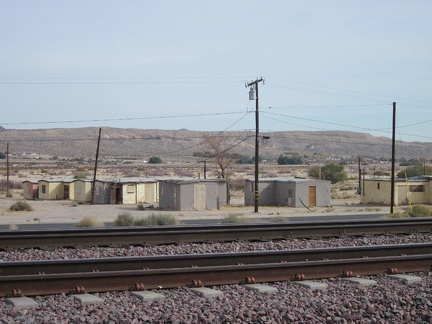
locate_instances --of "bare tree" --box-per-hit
[201,134,236,179]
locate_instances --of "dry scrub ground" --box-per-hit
[0,187,399,228]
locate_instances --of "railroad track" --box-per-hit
[1,218,431,250]
[1,243,431,297]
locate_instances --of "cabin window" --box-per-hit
[127,185,135,193]
[288,189,292,198]
[377,183,380,190]
[41,185,46,194]
[409,185,424,192]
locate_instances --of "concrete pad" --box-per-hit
[243,284,278,294]
[189,287,224,297]
[341,277,377,286]
[388,274,422,284]
[6,297,39,309]
[291,280,328,290]
[71,293,104,305]
[131,291,165,301]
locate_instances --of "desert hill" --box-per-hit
[0,127,430,161]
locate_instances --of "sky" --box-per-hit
[1,1,431,143]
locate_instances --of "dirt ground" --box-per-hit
[0,192,399,228]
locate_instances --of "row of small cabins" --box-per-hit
[22,176,432,211]
[22,177,333,211]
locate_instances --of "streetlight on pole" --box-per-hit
[246,77,264,213]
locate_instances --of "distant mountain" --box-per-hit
[0,127,430,161]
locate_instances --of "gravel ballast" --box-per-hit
[1,275,431,323]
[1,234,431,323]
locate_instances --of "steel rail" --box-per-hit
[1,218,431,250]
[1,254,431,297]
[1,243,432,276]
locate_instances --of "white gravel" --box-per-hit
[1,233,432,322]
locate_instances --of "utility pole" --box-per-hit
[92,128,102,204]
[358,156,361,194]
[198,160,207,179]
[247,77,264,213]
[390,102,396,214]
[6,142,10,196]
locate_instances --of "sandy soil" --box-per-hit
[0,193,399,228]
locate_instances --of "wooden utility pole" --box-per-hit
[91,128,102,204]
[198,160,207,179]
[247,78,264,213]
[6,142,10,195]
[358,156,361,194]
[390,102,396,214]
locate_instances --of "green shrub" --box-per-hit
[408,205,432,217]
[148,156,163,164]
[135,213,178,226]
[9,200,33,211]
[137,203,145,210]
[221,213,248,223]
[75,216,104,227]
[113,212,135,226]
[73,173,87,179]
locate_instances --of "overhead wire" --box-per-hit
[260,110,432,140]
[1,75,431,144]
[0,111,248,126]
[265,77,432,107]
[0,76,248,85]
[261,111,389,133]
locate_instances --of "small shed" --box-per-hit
[93,178,159,205]
[72,179,93,203]
[22,180,39,199]
[361,176,432,206]
[159,178,228,211]
[244,177,331,208]
[93,179,112,204]
[38,179,75,200]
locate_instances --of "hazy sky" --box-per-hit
[1,1,431,142]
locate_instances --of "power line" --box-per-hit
[265,77,432,107]
[260,111,432,140]
[0,111,247,126]
[261,111,387,132]
[266,104,389,109]
[0,76,248,85]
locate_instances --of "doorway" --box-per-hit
[309,186,316,206]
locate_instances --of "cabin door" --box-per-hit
[309,186,316,207]
[64,185,70,199]
[194,184,206,210]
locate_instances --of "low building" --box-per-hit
[22,180,39,199]
[244,177,331,208]
[361,176,432,206]
[93,178,159,205]
[159,178,228,211]
[38,179,75,200]
[93,179,112,204]
[72,179,93,203]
